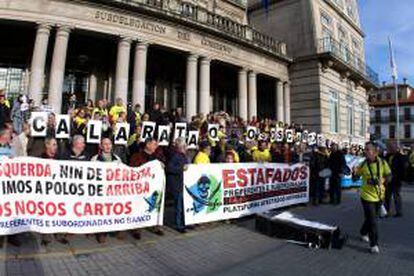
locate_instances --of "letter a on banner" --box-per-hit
[187,130,199,149]
[30,112,48,137]
[55,115,70,139]
[308,132,316,146]
[114,123,130,145]
[285,129,294,143]
[208,124,219,141]
[174,122,187,141]
[246,126,257,141]
[158,125,171,146]
[140,121,156,141]
[87,120,102,144]
[276,127,284,142]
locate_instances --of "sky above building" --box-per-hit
[359,0,414,85]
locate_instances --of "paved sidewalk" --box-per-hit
[1,186,413,276]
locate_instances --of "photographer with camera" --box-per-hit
[354,142,391,254]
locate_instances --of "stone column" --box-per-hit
[186,54,198,121]
[238,68,248,121]
[276,79,284,122]
[29,23,51,106]
[284,81,291,124]
[48,26,71,113]
[248,71,257,120]
[199,57,210,116]
[132,42,148,110]
[115,37,131,103]
[88,72,97,102]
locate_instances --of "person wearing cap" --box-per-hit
[193,140,211,164]
[0,90,10,128]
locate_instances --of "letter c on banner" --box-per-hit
[30,112,48,137]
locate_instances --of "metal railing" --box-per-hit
[318,37,379,86]
[89,0,288,58]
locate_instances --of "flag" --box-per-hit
[388,37,398,80]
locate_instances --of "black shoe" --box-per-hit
[7,236,21,247]
[176,228,187,234]
[394,213,403,218]
[132,231,141,240]
[186,225,195,230]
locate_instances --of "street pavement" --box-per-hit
[0,186,413,276]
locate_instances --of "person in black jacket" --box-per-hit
[166,138,189,233]
[328,143,346,205]
[385,143,405,217]
[0,91,10,128]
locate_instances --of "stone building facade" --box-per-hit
[0,0,291,121]
[249,0,379,143]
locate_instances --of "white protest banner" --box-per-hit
[30,112,48,137]
[86,120,102,144]
[158,125,171,146]
[285,129,294,143]
[246,127,257,141]
[187,131,199,149]
[114,123,130,145]
[276,127,284,142]
[140,121,156,141]
[184,162,309,225]
[0,157,165,235]
[308,132,316,146]
[317,134,326,147]
[208,124,219,141]
[55,115,71,139]
[295,132,302,143]
[174,122,187,141]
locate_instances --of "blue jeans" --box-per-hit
[173,192,185,230]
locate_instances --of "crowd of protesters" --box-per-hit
[0,90,414,254]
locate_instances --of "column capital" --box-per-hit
[119,36,133,44]
[135,41,149,51]
[56,24,73,33]
[248,70,257,76]
[283,80,291,85]
[200,56,211,64]
[35,22,53,32]
[239,67,248,74]
[187,53,199,61]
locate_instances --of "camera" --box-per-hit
[368,178,379,186]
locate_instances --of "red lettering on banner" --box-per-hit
[282,169,292,182]
[73,202,133,216]
[291,167,300,181]
[236,169,248,187]
[106,182,149,196]
[106,167,152,182]
[223,170,235,188]
[257,168,265,185]
[300,166,308,179]
[0,162,51,177]
[272,169,282,183]
[247,168,257,185]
